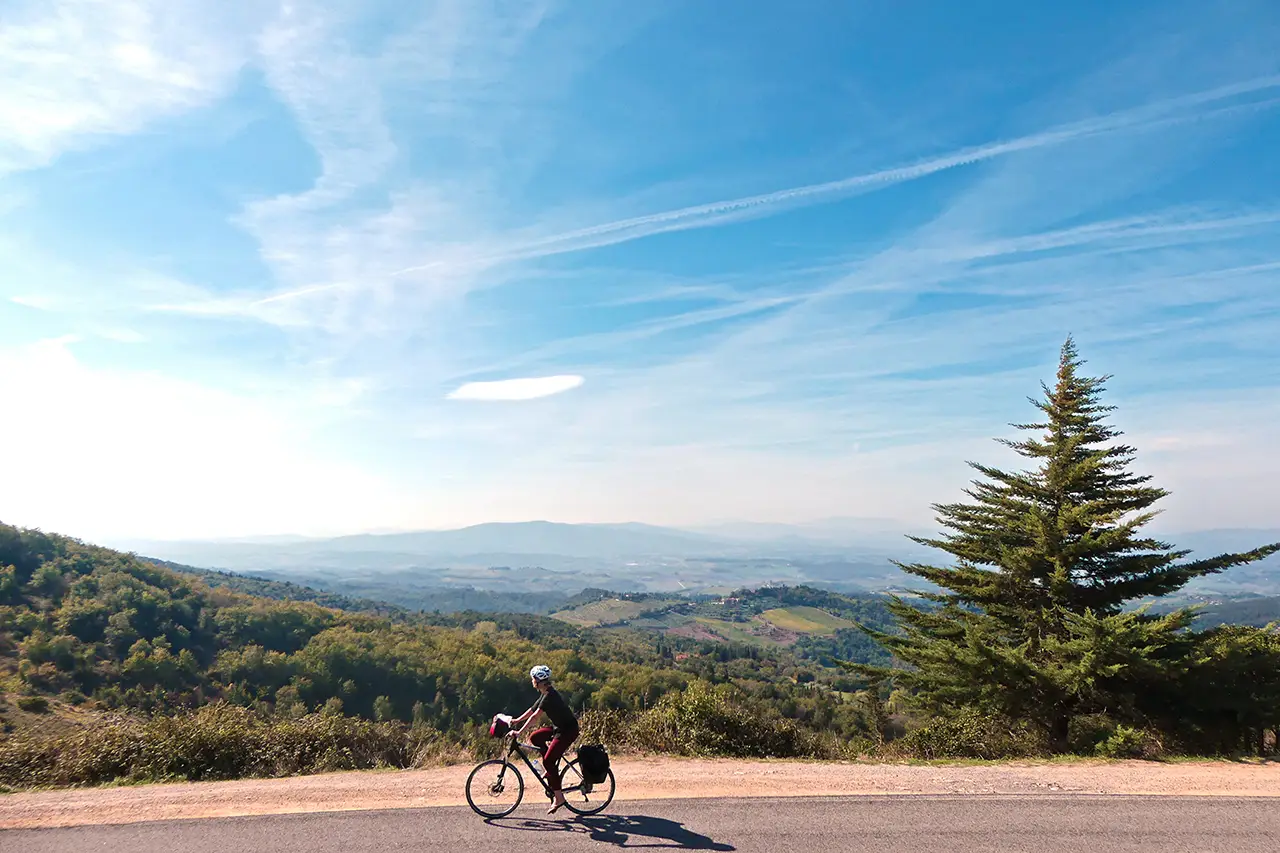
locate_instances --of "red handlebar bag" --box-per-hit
[489,713,513,738]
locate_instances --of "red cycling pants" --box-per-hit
[529,726,577,791]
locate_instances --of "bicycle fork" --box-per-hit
[489,762,511,796]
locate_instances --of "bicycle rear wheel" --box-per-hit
[559,758,615,816]
[465,759,524,818]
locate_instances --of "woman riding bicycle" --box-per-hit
[510,664,579,814]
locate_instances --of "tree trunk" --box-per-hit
[1050,714,1070,752]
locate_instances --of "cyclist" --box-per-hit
[511,663,579,814]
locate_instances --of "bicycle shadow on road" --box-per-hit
[484,813,735,850]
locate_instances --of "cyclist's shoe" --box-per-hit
[582,781,594,794]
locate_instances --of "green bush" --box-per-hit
[577,708,630,748]
[889,710,1047,760]
[15,695,49,713]
[0,702,463,789]
[1065,714,1162,759]
[590,680,849,759]
[633,681,784,757]
[1067,713,1118,755]
[1095,724,1159,759]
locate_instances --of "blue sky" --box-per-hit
[2,0,1278,541]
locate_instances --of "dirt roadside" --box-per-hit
[3,757,1278,829]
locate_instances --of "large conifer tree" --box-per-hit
[854,338,1279,748]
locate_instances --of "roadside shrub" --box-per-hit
[15,695,49,713]
[1068,714,1164,759]
[1094,724,1161,759]
[615,680,848,759]
[0,702,466,789]
[578,708,630,749]
[1067,713,1118,755]
[887,710,1048,760]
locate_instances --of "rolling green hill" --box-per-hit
[150,560,417,617]
[761,606,855,634]
[0,521,885,751]
[550,596,684,627]
[547,584,900,666]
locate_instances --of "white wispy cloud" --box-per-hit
[468,206,1280,383]
[0,0,259,175]
[387,75,1280,278]
[162,0,563,344]
[212,72,1280,334]
[96,328,148,344]
[9,294,55,310]
[0,233,231,346]
[249,1,396,212]
[447,38,1280,524]
[447,374,584,401]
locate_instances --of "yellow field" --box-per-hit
[689,616,787,646]
[551,598,676,627]
[759,606,853,634]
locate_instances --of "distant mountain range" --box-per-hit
[115,518,926,567]
[112,519,1277,588]
[687,517,919,549]
[325,521,734,558]
[105,519,929,596]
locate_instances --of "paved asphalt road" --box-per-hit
[7,796,1277,853]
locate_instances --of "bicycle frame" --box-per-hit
[500,735,589,798]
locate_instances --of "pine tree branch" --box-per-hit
[1171,543,1280,578]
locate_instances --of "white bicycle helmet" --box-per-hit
[530,664,552,682]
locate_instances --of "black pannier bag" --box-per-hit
[576,744,610,783]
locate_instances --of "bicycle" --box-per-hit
[465,732,616,818]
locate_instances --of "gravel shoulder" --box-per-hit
[3,756,1278,829]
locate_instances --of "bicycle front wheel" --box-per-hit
[559,759,615,816]
[465,759,524,818]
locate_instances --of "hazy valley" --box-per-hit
[127,520,1280,628]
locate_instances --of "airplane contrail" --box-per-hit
[389,75,1280,277]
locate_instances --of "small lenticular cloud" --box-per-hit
[447,374,584,401]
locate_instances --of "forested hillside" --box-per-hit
[156,560,574,615]
[0,522,873,751]
[547,584,901,668]
[151,561,417,617]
